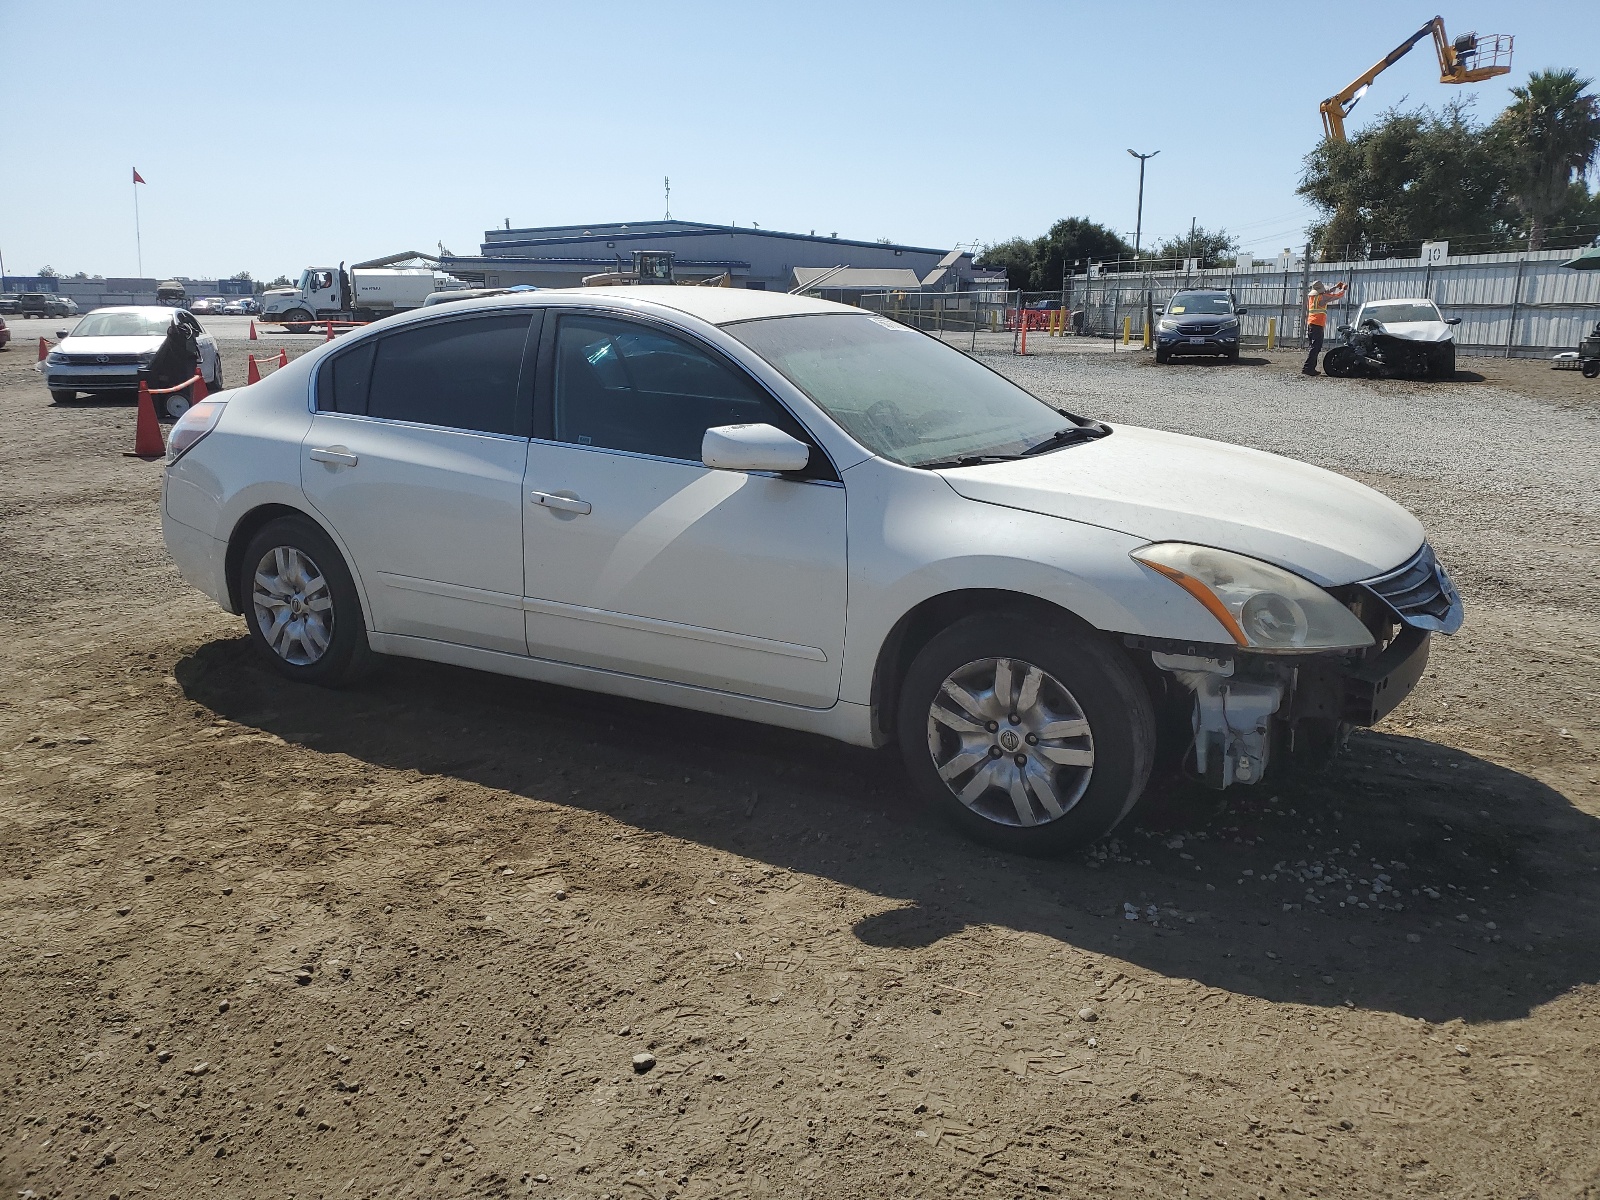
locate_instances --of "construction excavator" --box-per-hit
[1320,16,1513,142]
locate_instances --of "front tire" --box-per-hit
[896,611,1156,855]
[1583,359,1600,379]
[50,389,76,403]
[240,515,374,687]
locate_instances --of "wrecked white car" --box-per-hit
[1326,298,1460,379]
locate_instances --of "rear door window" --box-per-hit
[357,313,536,435]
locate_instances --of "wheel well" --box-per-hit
[224,503,315,612]
[869,589,1121,746]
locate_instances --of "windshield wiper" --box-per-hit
[1021,422,1111,456]
[917,453,1025,470]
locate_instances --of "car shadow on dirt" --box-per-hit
[176,637,1600,1025]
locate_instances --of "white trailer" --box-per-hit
[260,264,467,329]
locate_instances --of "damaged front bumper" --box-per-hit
[1129,543,1460,788]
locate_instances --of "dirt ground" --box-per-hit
[2,320,1598,1199]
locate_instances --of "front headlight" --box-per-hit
[1219,319,1240,332]
[1157,318,1178,332]
[138,350,156,364]
[46,351,69,365]
[1131,543,1374,652]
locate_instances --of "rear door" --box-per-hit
[300,311,540,654]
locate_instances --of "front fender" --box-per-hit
[837,460,1235,706]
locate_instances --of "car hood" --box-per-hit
[1370,319,1453,343]
[938,424,1423,586]
[56,335,165,354]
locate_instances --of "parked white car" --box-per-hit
[41,307,222,412]
[160,289,1462,853]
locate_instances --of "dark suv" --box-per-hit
[17,293,52,317]
[1154,289,1245,363]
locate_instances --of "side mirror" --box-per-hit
[702,423,810,473]
[1445,317,1461,325]
[1235,307,1248,315]
[56,329,69,340]
[1337,324,1352,335]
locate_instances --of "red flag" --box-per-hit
[133,168,146,184]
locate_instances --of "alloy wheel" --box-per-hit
[251,546,334,666]
[925,657,1095,828]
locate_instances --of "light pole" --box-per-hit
[1127,149,1159,349]
[1126,148,1158,256]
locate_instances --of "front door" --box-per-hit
[300,311,539,654]
[521,313,846,708]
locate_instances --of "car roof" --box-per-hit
[86,306,179,316]
[1362,298,1437,306]
[395,285,854,327]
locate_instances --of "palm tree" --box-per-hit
[1498,69,1600,250]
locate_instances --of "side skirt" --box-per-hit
[366,632,878,748]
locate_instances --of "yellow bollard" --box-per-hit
[1267,317,1277,350]
[1122,316,1131,345]
[1142,319,1152,350]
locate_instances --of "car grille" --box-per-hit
[60,352,144,365]
[1177,324,1220,334]
[1360,542,1463,634]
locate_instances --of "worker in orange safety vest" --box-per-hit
[1303,279,1348,375]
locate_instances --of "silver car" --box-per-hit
[39,307,222,415]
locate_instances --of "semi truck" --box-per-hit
[260,264,467,330]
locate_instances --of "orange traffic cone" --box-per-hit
[325,319,335,343]
[191,370,208,403]
[247,354,261,384]
[38,337,48,361]
[126,382,166,458]
[277,348,289,368]
[248,320,258,340]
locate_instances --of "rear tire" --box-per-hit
[896,610,1156,856]
[240,515,375,687]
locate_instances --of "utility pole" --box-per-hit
[664,177,671,221]
[1126,149,1159,255]
[1128,149,1158,349]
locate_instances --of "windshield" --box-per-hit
[726,313,1078,467]
[68,312,173,338]
[1363,302,1440,324]
[1165,293,1233,315]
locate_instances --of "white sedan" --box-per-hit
[160,288,1462,853]
[41,306,223,415]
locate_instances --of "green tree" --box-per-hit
[1030,218,1133,290]
[974,236,1035,290]
[1153,224,1239,267]
[1494,69,1600,250]
[230,270,253,281]
[37,265,58,277]
[976,218,1132,291]
[1299,100,1517,259]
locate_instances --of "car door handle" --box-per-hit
[308,447,358,467]
[529,490,591,515]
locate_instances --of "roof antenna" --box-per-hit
[664,176,671,221]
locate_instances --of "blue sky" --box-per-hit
[2,0,1595,280]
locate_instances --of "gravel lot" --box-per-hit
[1,323,1598,1199]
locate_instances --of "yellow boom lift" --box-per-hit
[1320,16,1513,142]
